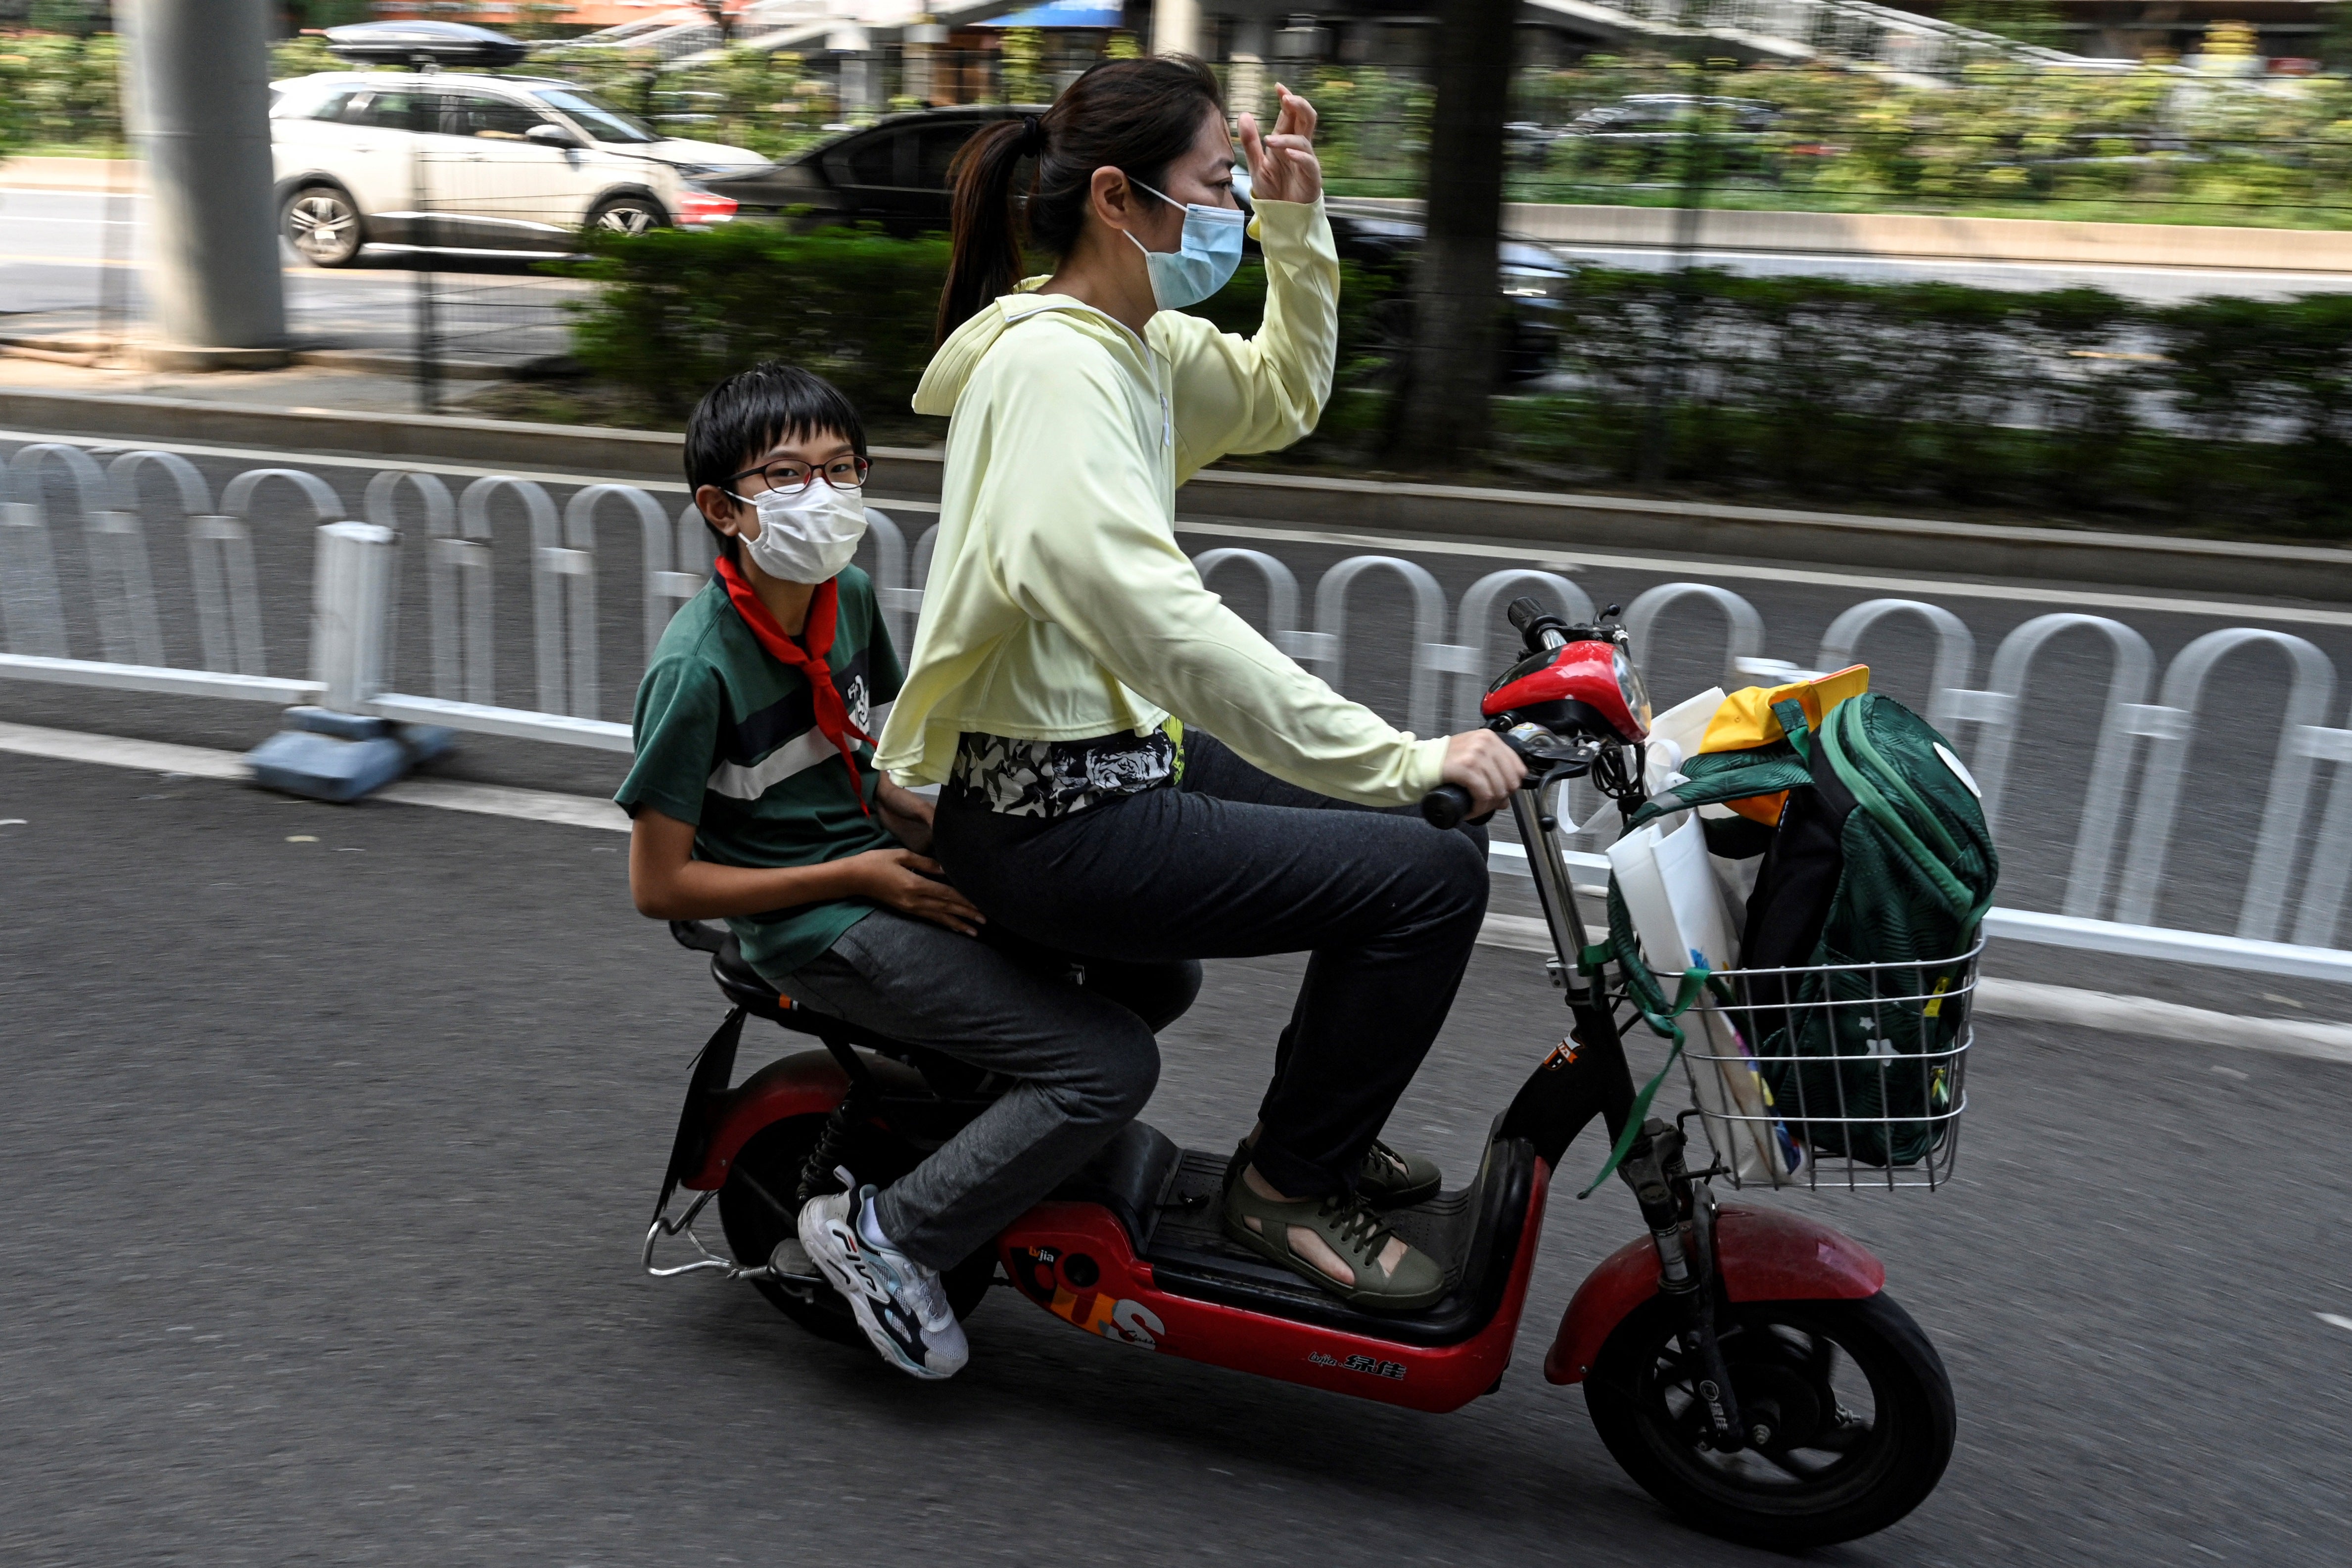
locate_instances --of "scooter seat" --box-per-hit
[669,919,1005,1099]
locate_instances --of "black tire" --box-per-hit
[282,183,365,267]
[584,193,669,240]
[715,1113,996,1347]
[1585,1292,1956,1550]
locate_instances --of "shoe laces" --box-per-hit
[1317,1191,1396,1265]
[843,1171,953,1332]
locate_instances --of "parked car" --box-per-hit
[702,104,1044,236]
[268,71,757,266]
[1556,95,1791,184]
[707,106,1575,380]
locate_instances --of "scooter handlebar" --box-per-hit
[1420,782,1477,831]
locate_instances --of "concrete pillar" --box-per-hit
[1229,16,1269,121]
[1154,0,1201,58]
[118,0,288,369]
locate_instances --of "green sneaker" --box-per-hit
[1223,1135,1442,1210]
[1222,1177,1449,1311]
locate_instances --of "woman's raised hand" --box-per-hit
[1239,84,1322,206]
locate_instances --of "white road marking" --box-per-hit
[7,718,2352,1060]
[2318,1313,2352,1332]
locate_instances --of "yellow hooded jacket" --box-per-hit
[874,198,1448,806]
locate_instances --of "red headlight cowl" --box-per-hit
[1481,639,1649,742]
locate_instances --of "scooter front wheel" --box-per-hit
[1584,1291,1955,1549]
[716,1113,997,1346]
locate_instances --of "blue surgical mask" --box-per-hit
[1125,179,1245,312]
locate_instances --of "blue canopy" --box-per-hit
[978,1,1124,27]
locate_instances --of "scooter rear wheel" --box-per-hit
[1584,1291,1955,1549]
[716,1113,997,1347]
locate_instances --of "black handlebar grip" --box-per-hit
[1421,782,1475,831]
[1505,596,1549,636]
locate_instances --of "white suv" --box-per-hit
[270,72,762,266]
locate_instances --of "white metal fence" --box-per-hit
[9,452,2352,981]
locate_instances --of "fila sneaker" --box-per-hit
[796,1169,969,1380]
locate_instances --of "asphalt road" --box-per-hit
[2,748,2349,1567]
[0,187,580,366]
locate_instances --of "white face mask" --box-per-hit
[731,476,867,584]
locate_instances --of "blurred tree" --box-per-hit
[280,0,371,33]
[1001,27,1046,104]
[26,0,107,38]
[1393,0,1514,460]
[1942,0,2064,48]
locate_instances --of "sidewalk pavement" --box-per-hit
[0,346,512,418]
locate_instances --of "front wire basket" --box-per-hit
[1659,937,1981,1193]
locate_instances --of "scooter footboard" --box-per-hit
[1543,1204,1885,1384]
[1000,1158,1553,1416]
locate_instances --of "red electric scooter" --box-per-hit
[643,599,1969,1549]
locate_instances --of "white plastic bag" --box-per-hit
[1609,813,1803,1186]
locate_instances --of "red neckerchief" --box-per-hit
[714,555,873,814]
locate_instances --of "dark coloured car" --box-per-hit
[706,106,1573,381]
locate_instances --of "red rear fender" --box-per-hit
[1542,1203,1884,1384]
[679,1049,850,1191]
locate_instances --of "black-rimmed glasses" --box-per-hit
[722,454,871,496]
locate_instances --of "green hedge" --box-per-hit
[559,225,2352,537]
[559,223,1390,433]
[1525,270,2352,536]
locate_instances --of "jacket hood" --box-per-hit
[912,285,1146,417]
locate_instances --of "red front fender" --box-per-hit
[1542,1203,1885,1384]
[679,1049,851,1191]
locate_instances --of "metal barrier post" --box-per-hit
[313,522,396,713]
[1195,547,1308,655]
[1305,555,1451,738]
[1814,598,1977,730]
[457,477,563,713]
[1,494,69,660]
[1451,569,1594,724]
[215,468,348,678]
[363,469,456,700]
[2115,628,2337,941]
[244,521,425,803]
[1624,582,1766,698]
[648,501,710,661]
[101,450,216,669]
[1946,614,2155,919]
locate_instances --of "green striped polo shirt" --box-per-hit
[616,568,903,982]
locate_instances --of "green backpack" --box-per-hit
[1606,691,1998,1169]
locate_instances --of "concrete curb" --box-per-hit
[6,385,2352,601]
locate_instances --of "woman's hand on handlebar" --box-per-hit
[1441,729,1527,816]
[847,849,988,937]
[1240,84,1321,205]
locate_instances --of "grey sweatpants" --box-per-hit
[779,910,1199,1270]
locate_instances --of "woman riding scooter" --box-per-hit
[874,57,1526,1310]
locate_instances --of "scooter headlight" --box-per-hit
[1613,645,1652,737]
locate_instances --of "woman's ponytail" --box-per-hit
[936,117,1037,344]
[934,57,1223,345]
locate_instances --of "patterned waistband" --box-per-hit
[947,728,1177,819]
